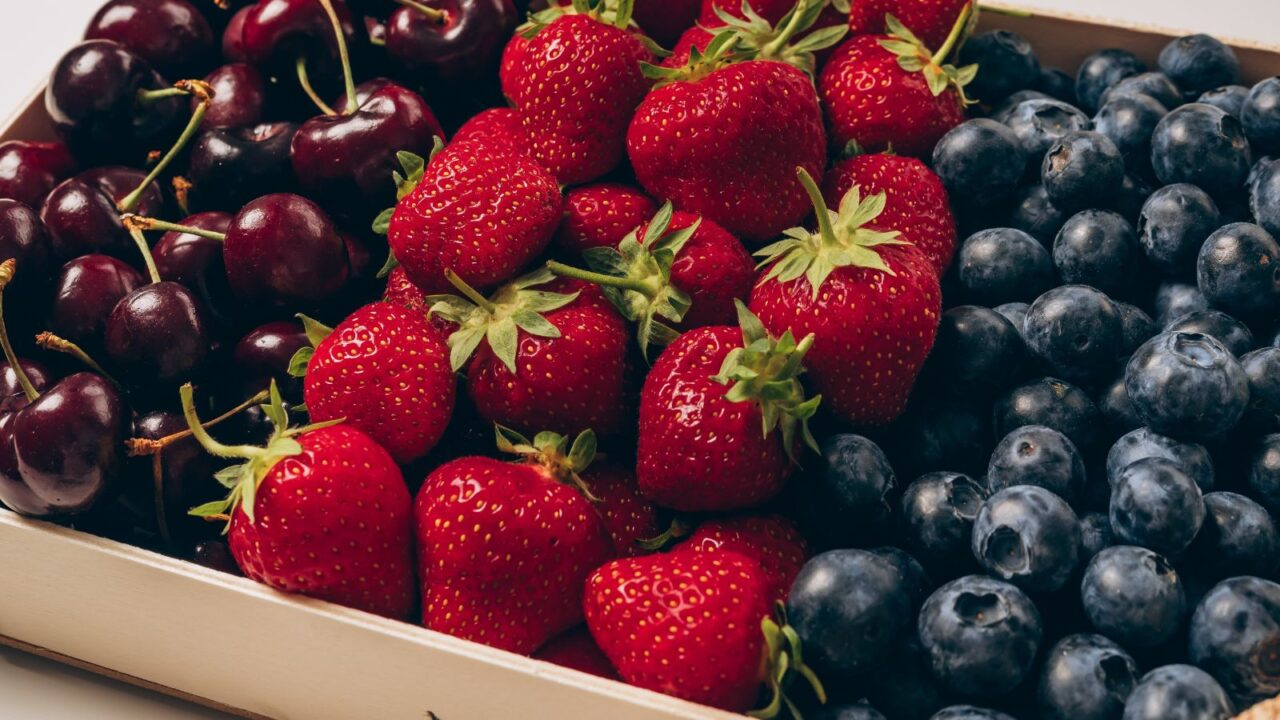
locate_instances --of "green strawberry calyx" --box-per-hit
[546,202,697,360]
[427,267,580,374]
[519,0,637,36]
[371,136,446,240]
[285,313,335,379]
[186,380,342,528]
[878,2,979,102]
[714,301,821,461]
[710,0,849,76]
[756,167,910,300]
[495,425,601,500]
[749,603,827,719]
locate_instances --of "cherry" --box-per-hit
[153,211,236,324]
[126,410,221,545]
[386,0,516,87]
[1,360,50,414]
[200,63,267,130]
[222,6,253,63]
[48,255,145,349]
[191,539,241,574]
[187,121,298,210]
[239,0,358,75]
[85,0,216,79]
[45,40,183,165]
[41,166,168,262]
[0,200,52,296]
[0,141,76,209]
[233,320,308,399]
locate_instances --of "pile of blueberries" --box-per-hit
[780,31,1280,720]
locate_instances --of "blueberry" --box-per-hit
[1109,457,1205,555]
[992,90,1053,122]
[1197,222,1280,318]
[1243,77,1280,155]
[1081,545,1186,648]
[884,397,993,480]
[918,575,1042,696]
[1153,281,1210,326]
[808,434,897,545]
[924,306,1026,396]
[1024,285,1124,383]
[1106,427,1215,492]
[972,485,1081,592]
[1188,576,1280,707]
[865,638,955,720]
[1094,95,1167,177]
[929,707,1016,720]
[1054,211,1138,295]
[1007,184,1066,246]
[987,425,1086,501]
[1248,434,1280,514]
[1166,310,1255,356]
[1151,104,1253,199]
[994,303,1030,339]
[1242,347,1280,415]
[1042,131,1126,212]
[870,547,932,611]
[933,120,1027,210]
[1158,34,1241,97]
[958,31,1041,104]
[1099,376,1144,437]
[1036,67,1077,105]
[1076,49,1147,113]
[1115,302,1157,356]
[813,703,887,720]
[903,472,988,568]
[1186,492,1280,579]
[1101,72,1182,110]
[1038,633,1138,720]
[1122,664,1233,720]
[957,228,1056,304]
[994,377,1102,452]
[1199,85,1251,117]
[1137,184,1221,276]
[1080,513,1114,561]
[1125,332,1250,440]
[1251,158,1280,239]
[1111,174,1154,224]
[1003,99,1093,176]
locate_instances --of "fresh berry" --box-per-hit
[1106,427,1215,492]
[1196,222,1280,319]
[1041,131,1125,213]
[1125,331,1250,440]
[1151,104,1253,199]
[993,377,1102,452]
[987,425,1086,502]
[1188,577,1280,707]
[1001,98,1091,178]
[1100,71,1181,109]
[932,119,1027,211]
[901,471,988,568]
[1075,48,1146,113]
[805,433,898,546]
[1094,94,1168,177]
[1199,85,1250,116]
[554,183,657,258]
[1243,77,1280,155]
[1037,634,1138,720]
[1110,457,1205,555]
[682,513,808,604]
[1123,665,1234,720]
[1166,310,1255,357]
[921,306,1026,397]
[1138,183,1221,276]
[450,107,531,157]
[958,30,1040,104]
[847,0,969,51]
[971,485,1080,593]
[533,627,620,679]
[1158,34,1241,98]
[1080,545,1185,649]
[1053,210,1138,296]
[1023,285,1124,383]
[1006,185,1067,246]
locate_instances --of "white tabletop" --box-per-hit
[0,1,1275,718]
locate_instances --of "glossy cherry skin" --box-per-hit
[104,281,211,386]
[223,193,350,311]
[187,122,297,211]
[292,82,443,217]
[0,141,75,208]
[48,255,146,349]
[85,0,216,78]
[233,320,308,400]
[222,6,252,63]
[200,63,266,130]
[0,199,52,293]
[386,0,516,86]
[0,372,127,518]
[154,211,236,326]
[45,40,182,165]
[0,360,51,414]
[127,410,221,545]
[239,0,357,72]
[41,166,168,262]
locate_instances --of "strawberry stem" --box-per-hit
[295,56,338,117]
[931,1,974,65]
[119,80,213,214]
[317,0,359,115]
[392,0,448,24]
[121,214,227,242]
[796,168,835,243]
[127,388,272,457]
[0,260,38,401]
[760,0,811,59]
[179,383,265,461]
[545,260,654,296]
[34,332,118,386]
[444,270,498,315]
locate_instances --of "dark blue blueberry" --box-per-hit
[1101,72,1182,109]
[1251,158,1280,239]
[1002,99,1092,177]
[813,703,887,720]
[1188,576,1280,707]
[1125,332,1250,440]
[1186,492,1280,579]
[807,435,897,545]
[1038,633,1138,720]
[1099,376,1144,437]
[1112,174,1154,224]
[865,638,955,720]
[1242,347,1280,415]
[918,575,1042,696]
[1109,457,1205,554]
[1042,131,1126,212]
[1243,77,1280,155]
[1007,184,1066,246]
[1024,285,1124,383]
[1080,513,1114,561]
[1094,95,1167,178]
[957,228,1056,305]
[1166,310,1255,356]
[870,546,932,612]
[1158,34,1241,97]
[1106,427,1215,492]
[1122,664,1233,720]
[1248,434,1280,514]
[1197,223,1280,318]
[1115,302,1157,356]
[1076,49,1147,113]
[1151,104,1252,199]
[994,377,1102,452]
[933,120,1027,210]
[992,90,1051,122]
[1137,184,1221,276]
[884,397,993,480]
[1081,545,1186,648]
[1054,211,1138,295]
[1036,67,1077,105]
[1199,85,1250,117]
[929,706,1016,720]
[987,425,1086,502]
[902,472,988,568]
[958,31,1041,104]
[1153,281,1210,326]
[788,549,913,677]
[994,303,1030,340]
[924,306,1026,395]
[971,485,1081,592]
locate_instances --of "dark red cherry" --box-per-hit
[291,81,442,217]
[191,539,242,574]
[41,166,168,262]
[0,200,52,293]
[199,63,266,130]
[1,360,50,414]
[154,211,236,323]
[45,40,183,165]
[0,141,76,208]
[233,320,307,399]
[187,121,297,210]
[386,0,516,86]
[239,0,357,72]
[222,6,253,63]
[104,282,211,385]
[127,410,222,545]
[48,255,146,348]
[85,0,216,79]
[224,193,349,310]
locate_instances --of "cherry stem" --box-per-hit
[393,0,448,24]
[136,87,189,104]
[545,260,653,296]
[35,332,118,386]
[172,176,193,216]
[444,270,498,314]
[128,228,163,285]
[932,1,975,64]
[179,383,264,460]
[119,81,213,214]
[796,168,836,243]
[317,0,358,115]
[295,56,338,117]
[127,388,271,457]
[0,260,38,401]
[122,214,227,242]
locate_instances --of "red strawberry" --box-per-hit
[187,384,415,619]
[534,627,621,679]
[555,183,657,258]
[414,428,614,653]
[848,0,971,51]
[428,269,632,438]
[387,138,562,293]
[451,107,532,158]
[819,10,976,157]
[633,0,699,48]
[637,303,820,511]
[501,4,654,184]
[383,266,429,313]
[748,168,941,425]
[683,514,809,604]
[697,0,848,64]
[589,461,660,557]
[823,153,957,275]
[299,302,455,465]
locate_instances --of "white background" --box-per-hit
[0,1,1276,718]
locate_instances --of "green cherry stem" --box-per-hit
[295,56,338,117]
[317,0,359,115]
[136,86,190,104]
[392,0,448,24]
[0,260,38,401]
[179,383,265,461]
[128,228,163,285]
[119,80,214,214]
[127,388,271,457]
[35,332,118,386]
[444,269,499,315]
[544,260,654,296]
[931,1,975,64]
[122,214,227,242]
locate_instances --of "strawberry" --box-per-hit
[187,384,415,619]
[633,0,700,48]
[588,460,660,557]
[554,183,658,258]
[386,138,562,294]
[414,427,614,653]
[848,0,971,51]
[637,302,820,512]
[683,514,809,604]
[534,627,621,679]
[450,107,532,159]
[748,168,941,426]
[695,0,849,64]
[819,10,976,157]
[823,153,957,275]
[383,266,429,313]
[428,268,632,438]
[295,302,455,465]
[627,12,843,243]
[501,1,655,185]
